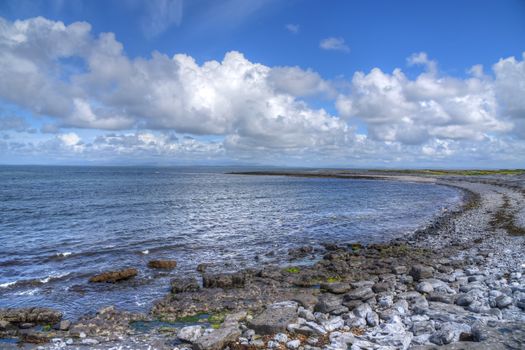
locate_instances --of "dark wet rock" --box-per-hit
[410,264,434,281]
[247,303,298,335]
[392,265,408,274]
[20,331,50,344]
[455,294,474,306]
[171,277,200,293]
[0,307,62,324]
[372,282,392,293]
[196,263,209,273]
[147,260,177,269]
[288,245,313,259]
[320,282,350,294]
[343,287,375,301]
[427,292,455,304]
[193,325,241,350]
[314,294,346,314]
[202,272,247,289]
[88,268,138,283]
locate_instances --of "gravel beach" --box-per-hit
[1,172,524,350]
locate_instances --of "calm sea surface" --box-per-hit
[0,166,461,318]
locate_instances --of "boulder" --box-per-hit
[178,325,204,343]
[192,325,241,350]
[343,287,375,301]
[171,277,200,293]
[89,268,137,283]
[320,282,351,294]
[147,260,177,269]
[202,272,246,289]
[247,304,298,335]
[0,307,62,324]
[314,294,345,314]
[410,265,434,281]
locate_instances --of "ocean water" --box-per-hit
[0,166,462,318]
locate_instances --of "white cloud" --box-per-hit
[285,23,300,34]
[337,56,513,145]
[319,37,350,53]
[0,16,524,167]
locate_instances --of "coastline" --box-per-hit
[1,172,524,349]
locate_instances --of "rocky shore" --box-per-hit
[1,173,524,350]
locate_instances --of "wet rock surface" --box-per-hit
[88,268,138,283]
[3,174,525,349]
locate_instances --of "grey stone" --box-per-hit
[247,305,297,335]
[455,294,474,306]
[286,339,301,349]
[352,303,372,319]
[320,282,351,294]
[417,281,434,294]
[178,325,204,343]
[59,320,71,331]
[366,311,379,327]
[274,333,288,343]
[495,295,513,309]
[314,294,344,314]
[410,265,434,281]
[392,265,408,274]
[343,287,375,301]
[192,325,241,350]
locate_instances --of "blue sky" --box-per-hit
[0,0,524,167]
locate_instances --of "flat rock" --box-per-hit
[147,260,177,269]
[247,305,298,335]
[343,287,375,301]
[171,277,200,293]
[192,325,240,350]
[320,282,351,294]
[410,265,434,281]
[202,272,246,289]
[89,268,137,283]
[0,307,62,324]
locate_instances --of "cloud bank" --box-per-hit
[0,16,524,167]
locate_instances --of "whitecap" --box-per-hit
[16,288,39,296]
[56,252,72,257]
[0,281,16,288]
[141,250,149,255]
[39,272,70,284]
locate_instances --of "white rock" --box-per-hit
[178,325,204,343]
[274,333,288,343]
[286,339,301,349]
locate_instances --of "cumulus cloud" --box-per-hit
[319,37,350,53]
[0,16,350,155]
[337,55,514,144]
[0,16,524,166]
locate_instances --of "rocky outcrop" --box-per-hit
[147,260,177,269]
[202,272,247,289]
[88,268,138,283]
[171,277,200,293]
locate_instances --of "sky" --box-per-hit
[0,0,524,168]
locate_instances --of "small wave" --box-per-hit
[40,272,70,284]
[0,281,16,288]
[141,250,149,255]
[0,272,71,290]
[56,252,72,258]
[16,288,39,296]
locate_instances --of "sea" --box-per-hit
[0,166,462,319]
